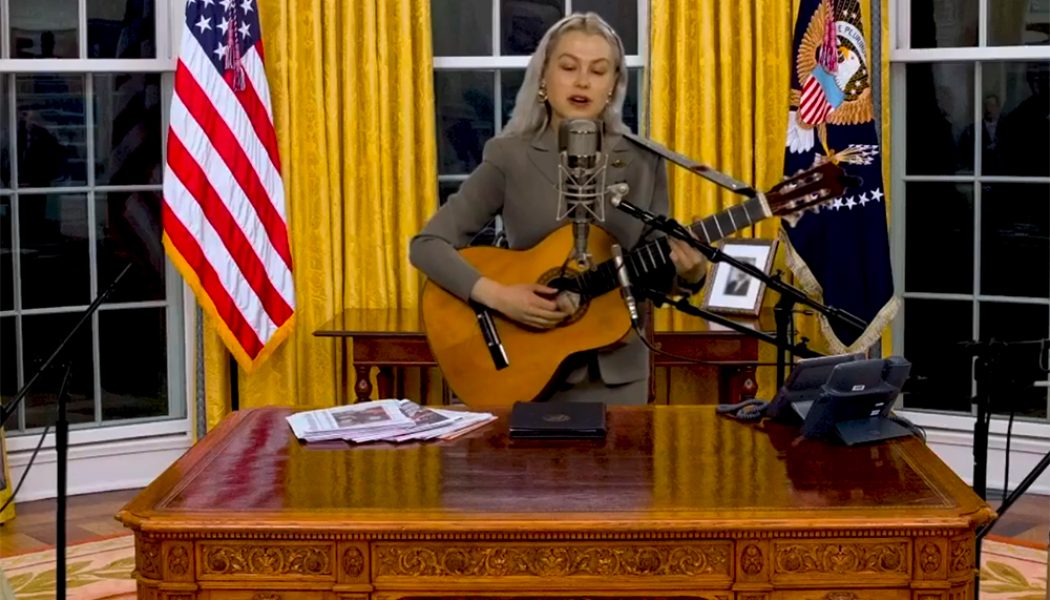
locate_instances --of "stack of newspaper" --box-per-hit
[286,400,496,444]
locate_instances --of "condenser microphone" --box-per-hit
[610,243,642,331]
[557,118,606,270]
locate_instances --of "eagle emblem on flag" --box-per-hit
[787,0,875,156]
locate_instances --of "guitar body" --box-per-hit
[420,159,852,409]
[421,225,631,409]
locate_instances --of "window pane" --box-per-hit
[100,307,168,421]
[96,192,165,303]
[901,298,973,413]
[905,182,973,294]
[982,62,1049,177]
[1,75,10,189]
[432,0,492,56]
[0,318,16,417]
[909,0,977,48]
[573,0,638,54]
[16,74,88,187]
[439,180,461,206]
[906,63,973,175]
[0,197,12,311]
[978,301,1049,419]
[93,73,163,185]
[623,67,640,133]
[9,0,79,58]
[501,0,563,56]
[501,70,524,128]
[989,0,1050,46]
[19,194,90,309]
[435,70,495,175]
[87,0,156,58]
[22,313,95,429]
[981,183,1049,298]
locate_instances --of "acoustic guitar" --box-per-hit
[421,161,851,408]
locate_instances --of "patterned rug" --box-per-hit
[0,535,135,600]
[0,535,1045,599]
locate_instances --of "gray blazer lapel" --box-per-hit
[526,128,560,188]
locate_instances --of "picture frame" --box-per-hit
[699,238,779,317]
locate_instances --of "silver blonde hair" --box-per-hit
[500,12,629,138]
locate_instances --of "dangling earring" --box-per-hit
[605,91,613,106]
[537,82,548,103]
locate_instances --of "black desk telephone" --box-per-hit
[769,354,914,445]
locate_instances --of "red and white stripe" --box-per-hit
[799,75,834,125]
[163,23,294,363]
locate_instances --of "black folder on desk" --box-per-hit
[509,401,607,439]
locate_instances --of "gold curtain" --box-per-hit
[202,0,436,429]
[649,0,891,398]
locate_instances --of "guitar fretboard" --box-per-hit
[570,197,770,298]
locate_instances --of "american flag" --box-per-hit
[163,0,295,369]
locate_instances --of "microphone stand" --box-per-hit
[636,285,821,360]
[613,200,866,369]
[619,133,868,388]
[0,262,133,600]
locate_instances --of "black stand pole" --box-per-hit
[962,337,1050,599]
[55,362,73,600]
[0,263,132,600]
[773,294,798,390]
[972,350,993,501]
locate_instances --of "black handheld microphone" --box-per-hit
[557,119,606,270]
[610,243,642,331]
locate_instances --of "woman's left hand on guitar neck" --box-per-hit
[668,230,708,285]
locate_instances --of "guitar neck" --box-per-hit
[573,196,770,298]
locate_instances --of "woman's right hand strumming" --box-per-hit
[471,278,569,329]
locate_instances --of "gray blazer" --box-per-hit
[409,126,671,385]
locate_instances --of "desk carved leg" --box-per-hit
[377,367,394,400]
[354,366,373,402]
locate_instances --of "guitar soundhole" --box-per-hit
[538,269,589,326]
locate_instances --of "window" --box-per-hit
[0,0,186,443]
[892,0,1050,424]
[431,0,648,245]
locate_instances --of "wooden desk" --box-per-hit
[118,406,993,600]
[314,307,772,404]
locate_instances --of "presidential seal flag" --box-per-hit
[163,0,295,369]
[782,0,898,352]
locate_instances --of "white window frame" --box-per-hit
[0,0,194,501]
[888,0,1050,495]
[433,0,649,189]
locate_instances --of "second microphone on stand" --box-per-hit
[611,243,642,332]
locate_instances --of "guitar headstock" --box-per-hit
[766,161,859,226]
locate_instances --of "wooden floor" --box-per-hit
[0,487,1046,556]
